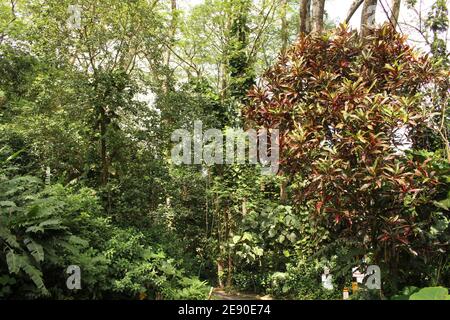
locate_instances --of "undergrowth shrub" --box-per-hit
[0,168,209,299]
[266,259,341,300]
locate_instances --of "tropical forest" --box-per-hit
[0,0,449,301]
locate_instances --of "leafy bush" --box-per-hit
[0,172,109,298]
[266,259,340,300]
[245,24,449,294]
[105,228,209,300]
[0,167,209,299]
[232,271,270,294]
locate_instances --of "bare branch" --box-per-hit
[345,0,364,24]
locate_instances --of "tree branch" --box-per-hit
[345,0,364,24]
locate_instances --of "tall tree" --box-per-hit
[427,0,449,62]
[311,0,325,34]
[25,0,168,209]
[281,0,289,51]
[228,0,254,106]
[164,0,178,93]
[244,26,448,292]
[299,0,311,34]
[361,0,378,38]
[390,0,401,27]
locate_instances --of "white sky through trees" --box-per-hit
[179,0,448,52]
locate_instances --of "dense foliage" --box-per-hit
[0,0,448,300]
[245,25,450,293]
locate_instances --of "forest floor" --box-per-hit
[211,288,273,300]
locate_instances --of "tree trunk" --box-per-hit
[220,11,231,104]
[345,0,364,24]
[281,0,288,51]
[280,180,288,203]
[224,207,233,288]
[163,0,177,93]
[360,0,378,38]
[215,194,224,288]
[100,107,108,186]
[299,0,311,34]
[242,198,247,215]
[226,251,233,288]
[217,260,224,288]
[390,0,401,27]
[311,0,325,35]
[166,0,177,66]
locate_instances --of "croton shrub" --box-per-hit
[244,25,449,292]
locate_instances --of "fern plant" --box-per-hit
[0,168,107,298]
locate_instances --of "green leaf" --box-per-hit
[287,232,297,243]
[253,247,264,256]
[0,226,21,249]
[409,287,449,300]
[268,228,277,237]
[21,259,48,295]
[0,201,16,208]
[6,251,20,274]
[24,238,45,263]
[4,149,25,164]
[242,232,253,242]
[434,198,450,210]
[25,218,64,233]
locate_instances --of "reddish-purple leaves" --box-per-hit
[243,24,447,253]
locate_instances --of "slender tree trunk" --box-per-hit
[280,182,287,202]
[299,0,311,34]
[224,207,232,288]
[242,198,247,215]
[311,0,325,35]
[220,11,231,104]
[100,107,108,186]
[281,0,288,51]
[217,260,224,288]
[306,1,312,33]
[345,0,364,24]
[390,0,401,27]
[215,194,224,288]
[166,0,177,66]
[360,0,378,38]
[219,62,227,104]
[163,0,177,93]
[227,251,233,288]
[278,168,288,203]
[99,106,113,215]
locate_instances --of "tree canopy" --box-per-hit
[0,0,449,301]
